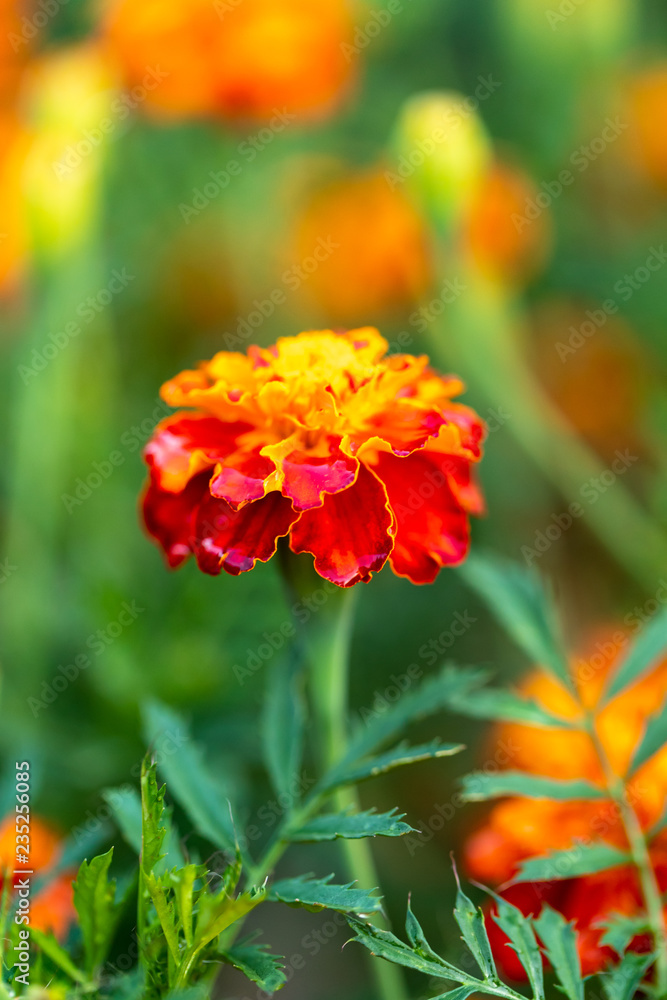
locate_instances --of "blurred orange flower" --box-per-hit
[294,167,433,323]
[465,641,667,976]
[142,328,485,586]
[626,64,667,188]
[464,162,551,286]
[102,0,356,122]
[0,112,30,295]
[0,815,75,940]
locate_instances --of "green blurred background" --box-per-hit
[0,0,666,994]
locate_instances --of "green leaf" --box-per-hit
[194,885,265,951]
[432,989,479,1000]
[143,701,237,854]
[459,554,571,690]
[73,848,123,976]
[405,899,452,967]
[344,664,488,764]
[269,874,382,914]
[597,913,650,954]
[533,906,583,1000]
[513,843,630,883]
[629,695,667,774]
[169,863,204,948]
[600,950,654,1000]
[324,739,464,790]
[452,864,497,981]
[486,888,544,1000]
[29,926,87,984]
[460,770,605,802]
[345,916,459,980]
[448,685,575,729]
[263,648,305,801]
[602,609,667,703]
[290,808,415,842]
[105,783,184,871]
[220,934,287,993]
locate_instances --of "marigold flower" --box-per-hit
[294,167,433,323]
[0,815,75,940]
[141,328,485,587]
[464,641,667,976]
[625,64,667,188]
[101,0,356,122]
[0,113,30,296]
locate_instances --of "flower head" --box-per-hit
[464,642,667,975]
[142,328,485,587]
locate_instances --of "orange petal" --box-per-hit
[145,413,252,492]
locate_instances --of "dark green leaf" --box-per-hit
[73,848,123,976]
[600,950,654,1000]
[405,899,454,968]
[459,554,571,690]
[602,609,667,703]
[460,771,605,802]
[108,780,184,871]
[513,843,630,883]
[290,808,414,842]
[220,934,286,993]
[432,989,479,1000]
[324,739,463,790]
[269,874,382,914]
[263,648,305,802]
[29,927,87,984]
[533,906,583,1000]
[629,695,667,774]
[486,888,544,1000]
[452,864,497,981]
[598,913,650,954]
[143,701,237,854]
[448,685,574,729]
[194,885,265,950]
[346,916,460,980]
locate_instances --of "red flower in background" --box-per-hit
[464,646,667,977]
[141,328,485,587]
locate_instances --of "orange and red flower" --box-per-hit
[464,642,667,977]
[141,328,485,587]
[0,815,75,940]
[101,0,356,122]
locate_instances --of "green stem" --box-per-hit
[586,716,667,994]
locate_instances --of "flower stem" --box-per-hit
[306,586,408,1000]
[586,714,667,994]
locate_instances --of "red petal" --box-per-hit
[289,463,393,587]
[209,447,275,508]
[145,414,253,492]
[374,451,471,584]
[279,436,358,510]
[142,472,209,567]
[193,490,299,576]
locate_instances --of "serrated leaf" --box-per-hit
[602,609,667,703]
[600,949,654,1000]
[108,780,183,871]
[460,770,605,802]
[194,885,264,950]
[344,664,488,765]
[269,874,382,914]
[73,848,123,976]
[143,701,237,854]
[448,685,575,729]
[263,648,305,801]
[452,865,497,981]
[324,739,464,790]
[169,863,204,948]
[459,554,571,690]
[29,926,87,984]
[629,695,667,774]
[290,808,414,842]
[513,843,630,883]
[346,916,460,980]
[432,989,479,1000]
[220,934,286,993]
[534,906,583,1000]
[486,888,544,1000]
[597,913,650,954]
[405,899,450,966]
